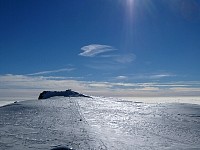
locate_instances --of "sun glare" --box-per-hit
[127,0,134,4]
[126,0,135,15]
[127,0,135,7]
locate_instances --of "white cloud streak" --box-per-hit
[149,73,175,79]
[115,76,128,80]
[79,44,116,57]
[27,68,75,76]
[117,73,175,80]
[0,74,200,100]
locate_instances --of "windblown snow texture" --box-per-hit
[0,97,104,150]
[0,97,200,150]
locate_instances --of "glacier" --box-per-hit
[0,96,200,150]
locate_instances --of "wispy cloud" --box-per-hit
[123,73,176,80]
[79,44,116,57]
[0,74,200,99]
[115,76,128,80]
[149,73,175,79]
[79,44,136,71]
[27,68,75,76]
[101,53,136,63]
[111,73,175,82]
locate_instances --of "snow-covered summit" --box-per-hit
[38,89,91,99]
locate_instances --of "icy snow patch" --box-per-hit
[0,96,200,150]
[77,97,200,150]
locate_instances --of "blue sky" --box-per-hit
[0,0,200,98]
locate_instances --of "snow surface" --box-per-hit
[0,97,200,150]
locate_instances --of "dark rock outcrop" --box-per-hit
[38,89,91,100]
[51,146,74,150]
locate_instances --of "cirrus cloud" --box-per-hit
[27,68,75,76]
[79,44,116,57]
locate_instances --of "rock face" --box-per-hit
[38,89,91,99]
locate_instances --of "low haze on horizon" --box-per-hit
[0,0,200,99]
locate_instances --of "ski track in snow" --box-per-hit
[0,97,200,150]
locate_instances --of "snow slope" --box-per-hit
[0,97,200,150]
[77,97,200,150]
[0,97,105,150]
